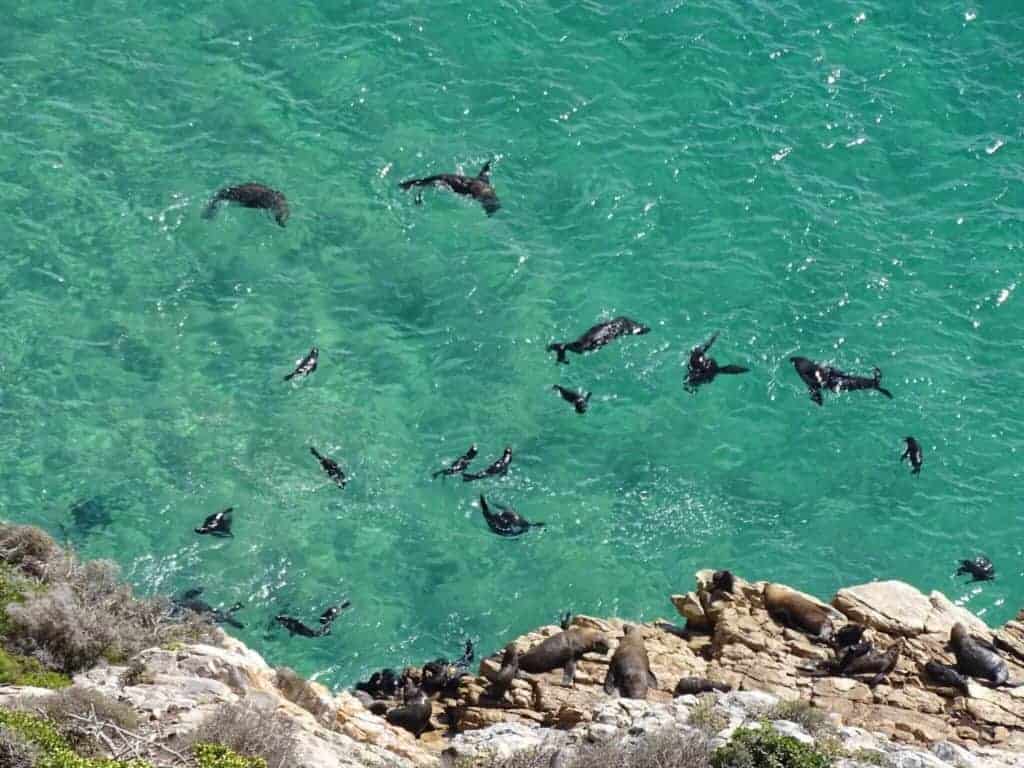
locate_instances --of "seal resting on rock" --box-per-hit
[763,583,835,641]
[602,625,657,699]
[385,680,433,738]
[950,623,1016,688]
[203,183,289,227]
[924,660,970,695]
[518,625,611,686]
[486,645,520,702]
[547,317,650,364]
[673,677,732,696]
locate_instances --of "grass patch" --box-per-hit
[0,647,71,688]
[762,700,833,738]
[689,696,729,734]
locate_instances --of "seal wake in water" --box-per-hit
[203,183,290,227]
[399,160,500,215]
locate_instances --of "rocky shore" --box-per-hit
[2,567,1022,767]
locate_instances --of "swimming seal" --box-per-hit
[548,317,650,364]
[276,601,349,638]
[195,508,233,537]
[763,583,835,641]
[479,495,544,537]
[433,444,478,479]
[285,347,318,381]
[462,447,512,482]
[900,437,923,475]
[310,447,347,487]
[956,556,994,582]
[950,623,1016,687]
[518,626,611,685]
[171,588,245,629]
[924,660,970,695]
[399,160,500,215]
[790,356,893,405]
[673,677,732,696]
[203,183,289,227]
[385,681,433,738]
[684,332,749,392]
[603,625,658,700]
[552,385,591,414]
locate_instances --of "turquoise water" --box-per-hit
[2,1,1022,688]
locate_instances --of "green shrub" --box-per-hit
[0,647,72,688]
[0,708,152,768]
[0,564,31,635]
[194,743,268,768]
[712,727,831,768]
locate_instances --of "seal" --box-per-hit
[479,495,544,537]
[950,623,1015,687]
[673,677,732,696]
[802,640,902,686]
[790,356,893,405]
[285,347,318,381]
[385,680,433,738]
[486,645,520,702]
[956,556,994,582]
[552,385,591,414]
[603,625,658,700]
[900,437,923,475]
[518,626,611,685]
[399,160,500,215]
[171,588,245,629]
[433,444,478,479]
[763,583,835,641]
[832,623,867,650]
[194,507,233,537]
[711,569,735,595]
[203,183,289,227]
[462,447,512,482]
[924,660,970,695]
[355,668,402,700]
[276,601,349,638]
[310,447,347,487]
[548,317,650,364]
[684,332,749,392]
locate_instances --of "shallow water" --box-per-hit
[1,1,1022,688]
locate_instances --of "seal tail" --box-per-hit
[718,365,749,375]
[529,522,546,529]
[547,343,568,364]
[310,447,324,461]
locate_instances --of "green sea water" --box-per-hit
[1,1,1022,688]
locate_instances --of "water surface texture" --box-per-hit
[1,1,1022,687]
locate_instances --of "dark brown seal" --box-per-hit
[603,625,658,700]
[950,623,1012,687]
[203,183,290,227]
[673,677,731,696]
[486,645,520,702]
[385,681,433,738]
[518,626,611,685]
[763,583,835,641]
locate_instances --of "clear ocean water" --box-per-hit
[1,1,1022,689]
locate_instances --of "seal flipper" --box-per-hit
[477,160,492,183]
[809,389,824,406]
[547,343,569,364]
[647,669,658,688]
[718,365,749,375]
[602,666,617,695]
[562,658,577,687]
[873,368,893,399]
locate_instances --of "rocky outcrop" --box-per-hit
[2,571,1020,767]
[426,571,1024,756]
